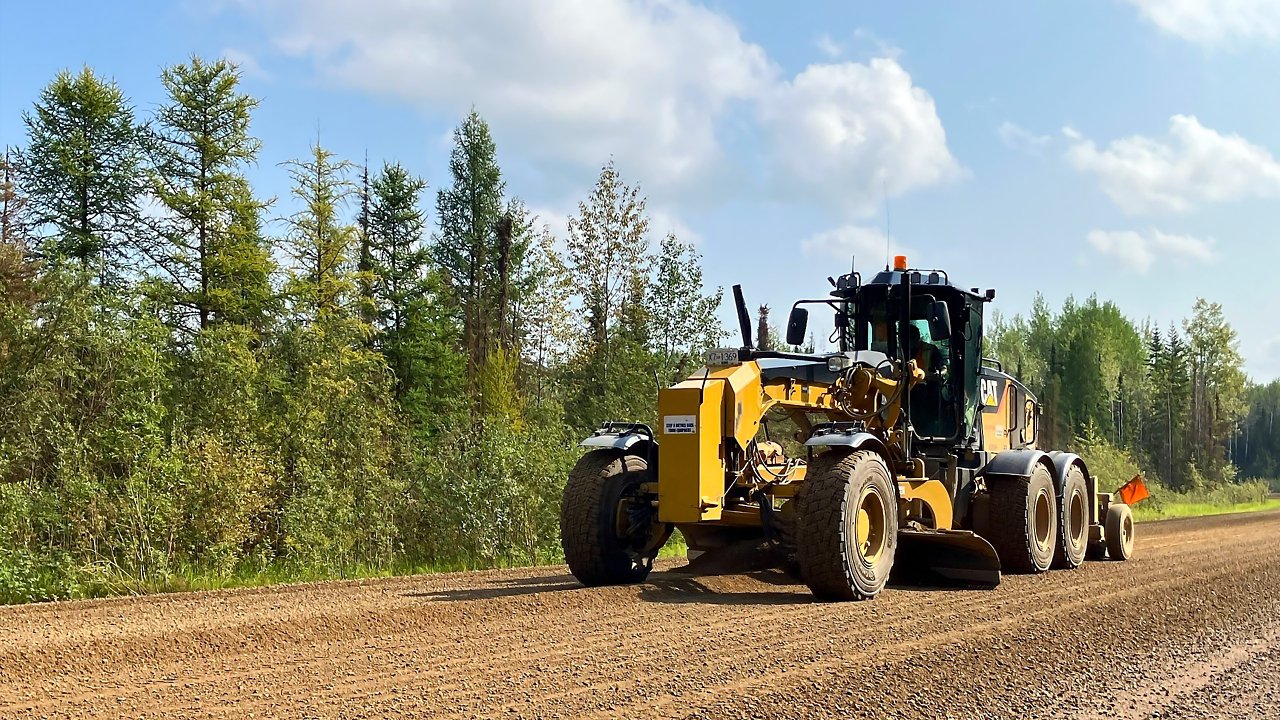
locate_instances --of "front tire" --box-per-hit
[560,450,671,586]
[794,450,898,601]
[987,463,1058,574]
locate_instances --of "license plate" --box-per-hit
[705,348,741,366]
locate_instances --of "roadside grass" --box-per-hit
[7,485,1278,605]
[1132,498,1280,522]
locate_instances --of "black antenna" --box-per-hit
[732,284,754,349]
[883,176,891,270]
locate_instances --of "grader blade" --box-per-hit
[893,529,1002,587]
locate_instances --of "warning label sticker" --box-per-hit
[663,415,697,435]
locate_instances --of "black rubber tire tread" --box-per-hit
[1105,503,1136,562]
[985,463,1057,574]
[794,449,897,602]
[1053,465,1089,569]
[560,450,656,586]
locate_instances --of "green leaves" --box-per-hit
[18,67,147,284]
[149,56,272,332]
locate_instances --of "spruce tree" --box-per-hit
[150,56,271,331]
[433,111,506,382]
[366,161,438,400]
[18,67,146,284]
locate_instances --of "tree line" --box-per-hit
[987,294,1277,492]
[0,59,722,601]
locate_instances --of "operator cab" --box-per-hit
[786,256,997,448]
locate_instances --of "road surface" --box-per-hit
[3,510,1278,719]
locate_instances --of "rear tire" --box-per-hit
[1104,503,1135,561]
[986,463,1058,574]
[794,450,898,601]
[1054,466,1089,569]
[561,450,671,586]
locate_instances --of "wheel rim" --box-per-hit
[1034,489,1053,551]
[615,481,665,564]
[1070,490,1087,546]
[1122,513,1134,549]
[854,487,888,565]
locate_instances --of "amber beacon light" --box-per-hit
[893,255,908,271]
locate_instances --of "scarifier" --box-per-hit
[560,256,1137,600]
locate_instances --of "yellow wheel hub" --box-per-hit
[1034,489,1053,552]
[854,488,887,564]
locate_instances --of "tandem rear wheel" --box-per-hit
[560,450,671,586]
[986,464,1058,574]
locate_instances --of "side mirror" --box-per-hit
[785,307,809,347]
[929,301,952,341]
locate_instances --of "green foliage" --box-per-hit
[648,234,725,384]
[433,111,510,385]
[149,56,271,332]
[1240,379,1280,479]
[990,292,1255,493]
[17,67,147,284]
[283,142,358,318]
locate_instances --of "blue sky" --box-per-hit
[3,1,1280,379]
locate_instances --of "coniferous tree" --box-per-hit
[17,67,146,284]
[149,56,271,332]
[365,161,462,411]
[282,142,357,318]
[433,111,506,384]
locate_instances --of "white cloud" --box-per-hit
[241,0,774,196]
[236,2,957,216]
[801,224,906,265]
[649,207,704,246]
[816,33,844,59]
[1086,228,1215,273]
[222,48,272,80]
[760,58,961,215]
[1065,115,1280,214]
[997,121,1051,154]
[1123,0,1280,44]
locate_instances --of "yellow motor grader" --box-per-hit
[560,257,1136,600]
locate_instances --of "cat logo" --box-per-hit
[981,377,1001,409]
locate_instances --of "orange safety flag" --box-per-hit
[1117,474,1150,505]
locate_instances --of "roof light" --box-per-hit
[893,255,908,271]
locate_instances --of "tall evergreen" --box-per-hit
[17,67,146,284]
[433,111,506,384]
[365,161,450,404]
[150,56,271,331]
[282,142,356,318]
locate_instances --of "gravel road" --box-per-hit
[3,510,1278,719]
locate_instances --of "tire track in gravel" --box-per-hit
[2,510,1277,720]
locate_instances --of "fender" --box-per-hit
[580,425,658,472]
[1047,451,1095,521]
[980,449,1050,480]
[580,433,652,451]
[805,430,889,458]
